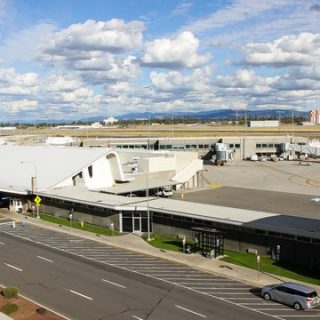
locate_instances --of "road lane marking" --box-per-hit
[226,297,261,300]
[174,305,207,318]
[214,292,254,294]
[255,308,293,311]
[69,289,93,301]
[102,279,126,288]
[132,316,144,320]
[190,287,251,290]
[3,262,23,272]
[0,241,4,245]
[278,316,320,318]
[0,228,287,320]
[37,256,53,263]
[240,303,280,305]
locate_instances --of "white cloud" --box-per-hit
[183,0,296,33]
[244,32,320,66]
[79,55,139,84]
[0,68,38,95]
[141,31,210,69]
[38,19,142,84]
[41,19,144,59]
[0,23,57,63]
[45,74,84,92]
[6,99,38,112]
[171,2,193,16]
[216,69,276,95]
[39,73,93,104]
[150,67,211,92]
[291,66,320,80]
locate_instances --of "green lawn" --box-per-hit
[40,214,121,237]
[222,249,320,286]
[143,234,320,286]
[142,234,186,252]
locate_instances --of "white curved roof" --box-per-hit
[0,145,114,193]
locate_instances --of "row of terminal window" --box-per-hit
[115,144,241,150]
[256,143,281,148]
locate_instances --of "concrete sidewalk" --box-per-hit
[1,210,319,293]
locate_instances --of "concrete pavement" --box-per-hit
[1,209,319,294]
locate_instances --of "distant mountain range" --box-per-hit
[116,109,308,121]
[8,109,308,124]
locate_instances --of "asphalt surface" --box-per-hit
[1,222,320,320]
[175,186,320,219]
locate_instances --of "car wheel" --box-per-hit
[263,292,271,301]
[293,302,302,311]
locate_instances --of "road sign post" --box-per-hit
[34,195,42,219]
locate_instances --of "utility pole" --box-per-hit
[146,109,151,241]
[21,161,40,218]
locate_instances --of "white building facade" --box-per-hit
[309,110,320,124]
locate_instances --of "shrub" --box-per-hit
[1,286,19,298]
[36,307,47,315]
[1,303,18,315]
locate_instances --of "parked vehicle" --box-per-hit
[156,187,173,197]
[261,282,319,310]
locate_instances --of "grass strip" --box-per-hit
[143,235,320,286]
[222,249,320,286]
[142,234,190,253]
[40,213,121,237]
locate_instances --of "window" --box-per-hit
[262,144,267,148]
[88,165,93,178]
[235,144,240,148]
[256,144,262,148]
[204,144,209,149]
[229,144,234,148]
[297,236,311,242]
[268,144,274,148]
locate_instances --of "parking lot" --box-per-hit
[1,222,320,320]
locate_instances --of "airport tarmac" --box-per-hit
[203,160,320,196]
[173,160,320,218]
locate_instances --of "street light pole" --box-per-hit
[146,110,151,241]
[21,161,40,218]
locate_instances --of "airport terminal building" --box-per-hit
[1,144,320,271]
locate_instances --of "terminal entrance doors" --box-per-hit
[133,215,141,232]
[122,211,152,233]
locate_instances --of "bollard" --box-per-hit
[80,221,84,228]
[12,221,16,229]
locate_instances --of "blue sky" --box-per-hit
[0,0,319,121]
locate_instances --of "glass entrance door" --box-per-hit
[133,217,141,232]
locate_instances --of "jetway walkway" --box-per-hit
[282,142,320,158]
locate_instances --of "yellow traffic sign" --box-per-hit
[34,195,42,205]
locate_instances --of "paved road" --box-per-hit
[0,222,319,320]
